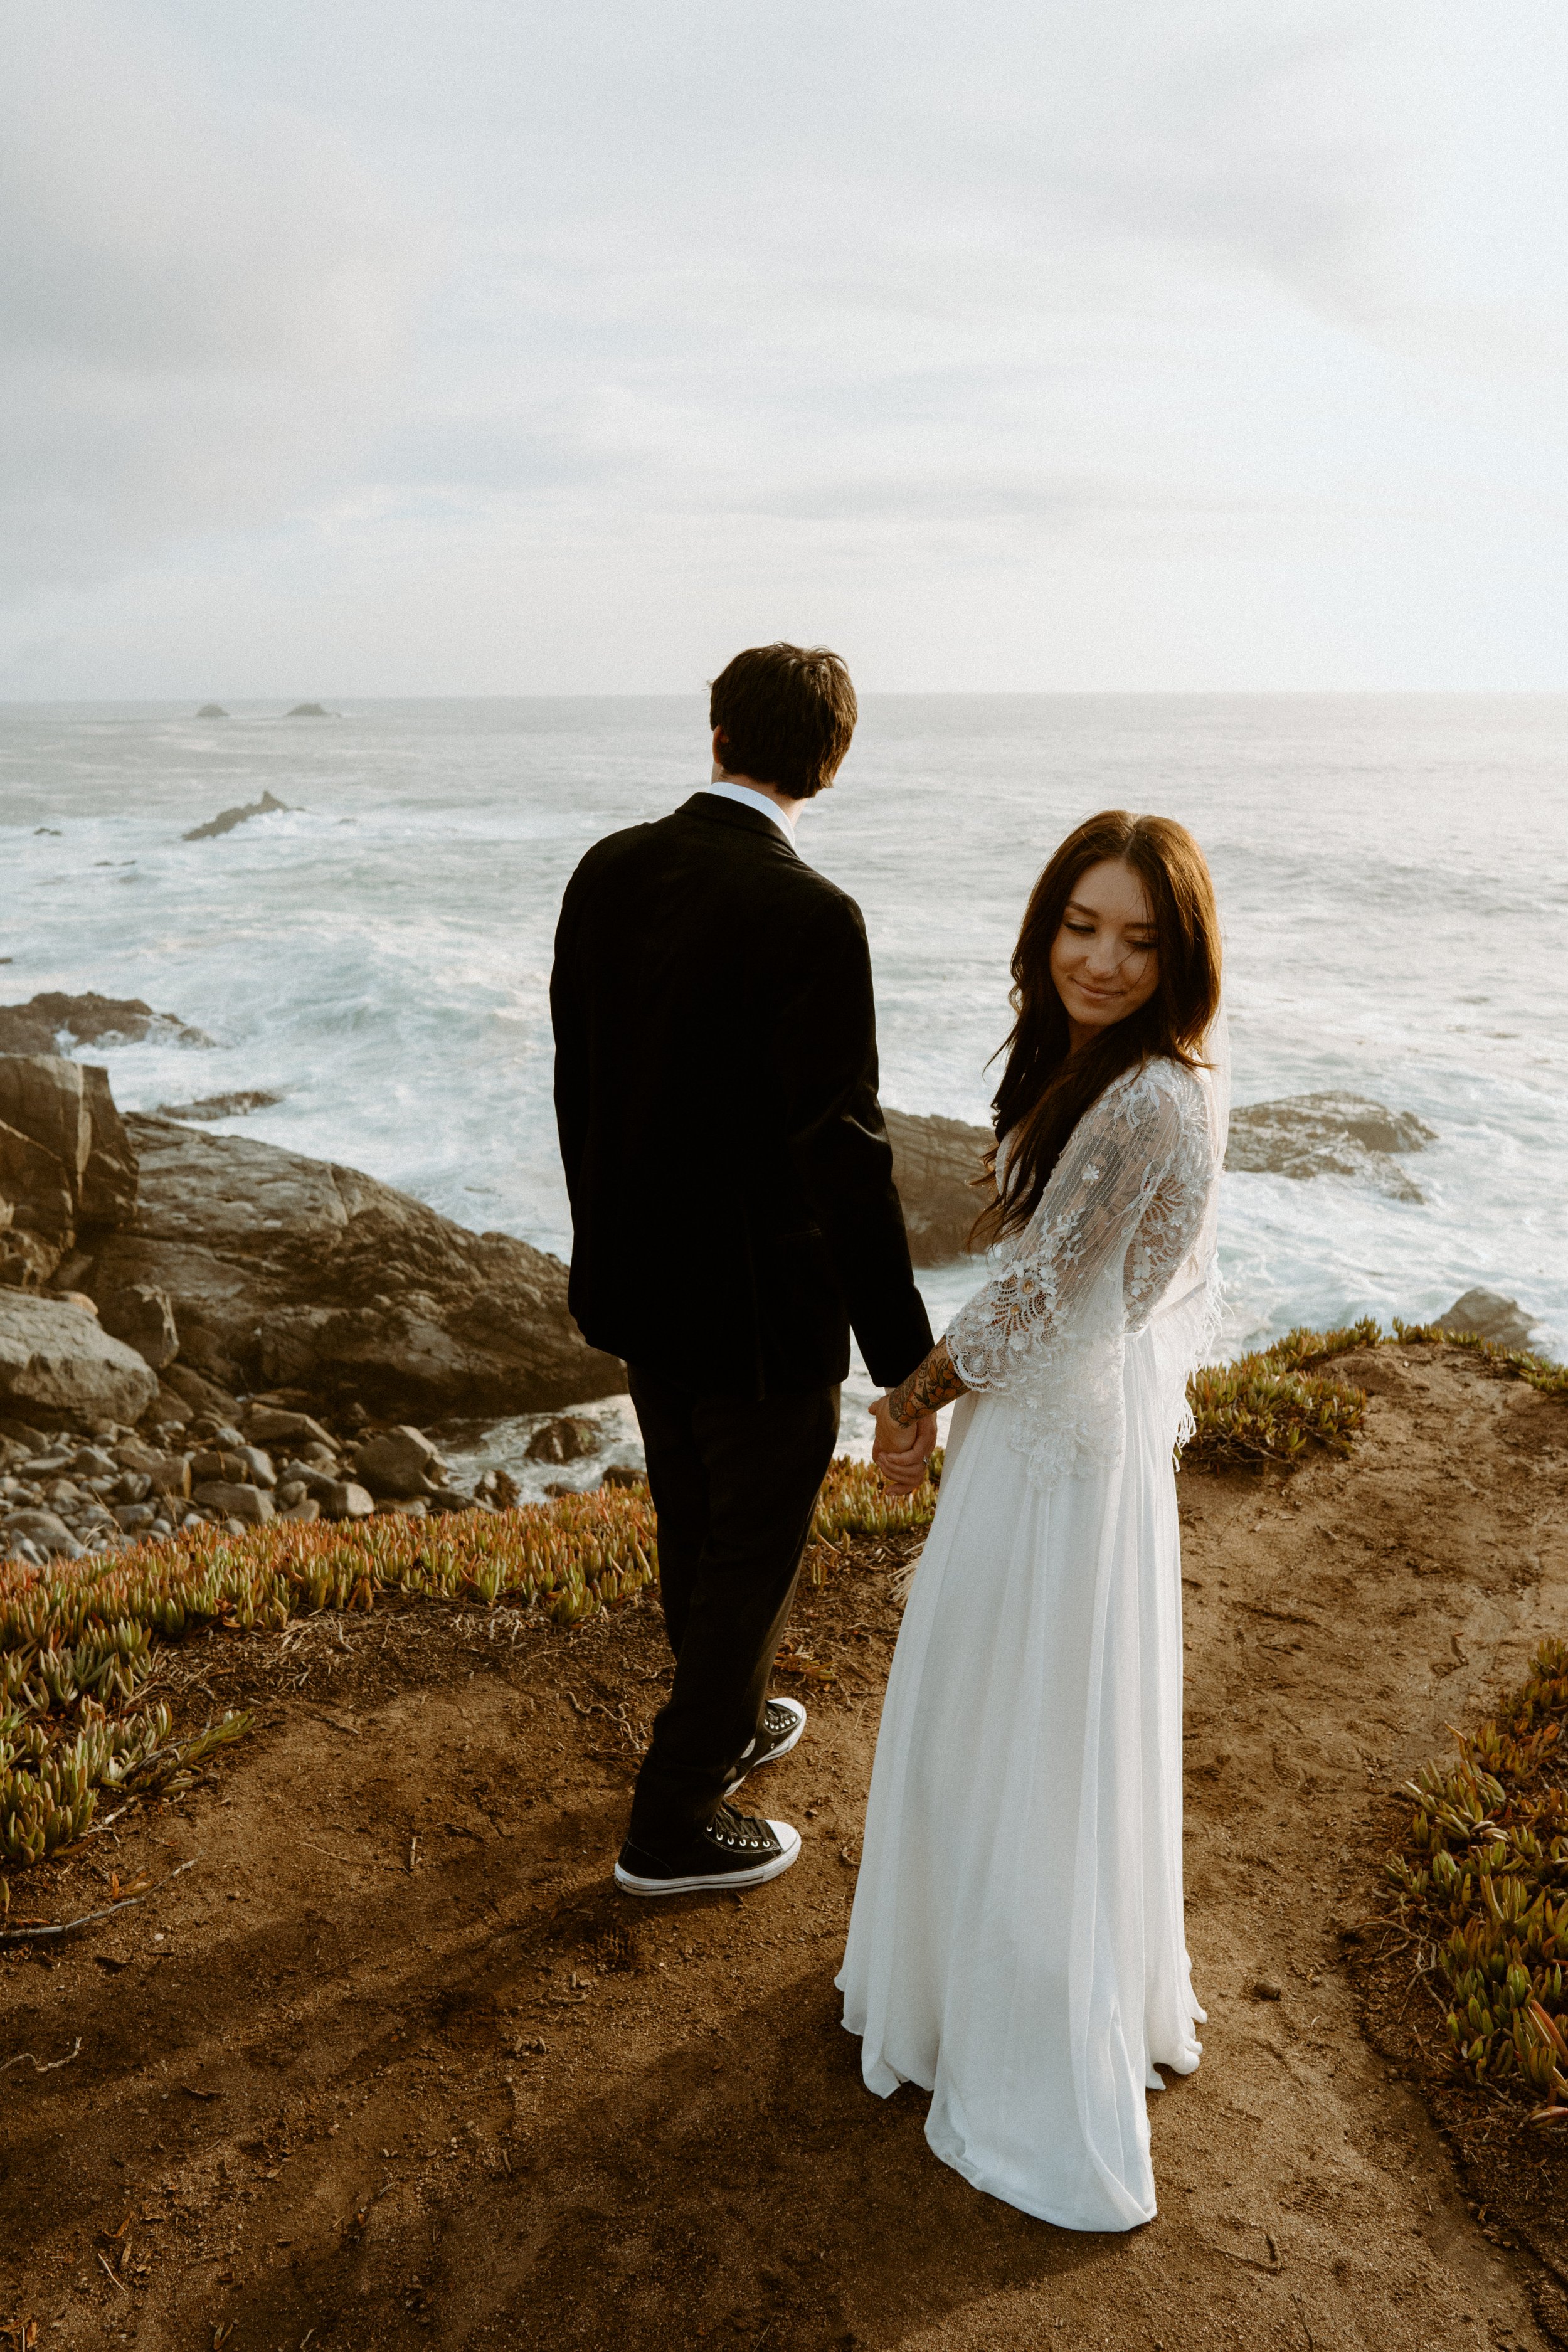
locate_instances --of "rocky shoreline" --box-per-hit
[0,1014,635,1562]
[0,993,1543,1567]
[0,1017,623,1419]
[0,1404,524,1567]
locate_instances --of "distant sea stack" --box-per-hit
[196,704,228,719]
[183,790,295,842]
[287,703,331,718]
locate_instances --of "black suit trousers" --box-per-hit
[626,1366,840,1843]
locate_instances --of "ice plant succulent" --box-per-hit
[1385,1637,1568,2124]
[1391,1318,1568,1400]
[1,1318,1421,1879]
[1184,1319,1376,1470]
[0,1459,940,1869]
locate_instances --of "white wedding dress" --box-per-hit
[838,1044,1228,2231]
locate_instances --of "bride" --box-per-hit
[838,808,1227,2232]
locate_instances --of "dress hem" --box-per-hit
[925,2123,1157,2234]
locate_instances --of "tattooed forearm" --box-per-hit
[887,1340,970,1427]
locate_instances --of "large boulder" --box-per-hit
[81,1114,623,1421]
[191,1480,274,1524]
[1,1509,82,1560]
[884,1108,991,1263]
[78,1067,138,1226]
[1225,1093,1436,1203]
[0,1056,137,1285]
[352,1425,442,1498]
[0,1293,159,1425]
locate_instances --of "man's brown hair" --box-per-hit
[709,643,857,800]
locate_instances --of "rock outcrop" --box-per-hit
[1225,1093,1436,1203]
[286,704,331,718]
[886,1093,1446,1236]
[0,1055,137,1285]
[183,790,293,842]
[1436,1288,1539,1350]
[0,992,213,1057]
[78,1111,622,1421]
[154,1090,282,1122]
[0,1054,620,1429]
[884,1108,990,1263]
[196,705,229,719]
[0,1293,158,1426]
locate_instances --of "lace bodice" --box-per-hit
[945,1057,1221,1491]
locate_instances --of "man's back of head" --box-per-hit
[709,643,857,799]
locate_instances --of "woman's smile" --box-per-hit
[1048,859,1162,1049]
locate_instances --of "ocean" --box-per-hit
[3,695,1565,1483]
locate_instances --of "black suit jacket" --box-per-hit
[551,793,934,1398]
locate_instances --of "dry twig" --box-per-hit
[0,2037,82,2076]
[0,1857,197,1944]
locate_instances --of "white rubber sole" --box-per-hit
[726,1696,807,1792]
[613,1819,802,1897]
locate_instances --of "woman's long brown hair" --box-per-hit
[978,810,1222,1245]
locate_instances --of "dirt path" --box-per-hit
[4,1341,1567,2351]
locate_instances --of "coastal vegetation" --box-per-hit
[1184,1312,1568,1473]
[1389,1318,1568,1399]
[1184,1316,1377,1469]
[7,1323,1562,2344]
[0,1459,938,1873]
[4,1321,1561,1885]
[1384,1638,1568,2127]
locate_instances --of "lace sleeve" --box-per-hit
[945,1062,1213,1394]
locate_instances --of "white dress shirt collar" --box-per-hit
[700,779,798,842]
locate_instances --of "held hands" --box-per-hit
[871,1340,965,1493]
[870,1393,938,1495]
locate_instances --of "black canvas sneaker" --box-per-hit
[614,1804,802,1897]
[725,1695,807,1793]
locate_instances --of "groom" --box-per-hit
[551,642,938,1896]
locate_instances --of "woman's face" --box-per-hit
[1049,857,1161,1042]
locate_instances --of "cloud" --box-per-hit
[1,1,1566,689]
[0,6,430,593]
[338,1,1403,541]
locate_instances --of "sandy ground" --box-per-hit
[4,1339,1567,2352]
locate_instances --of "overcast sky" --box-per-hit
[3,2,1565,697]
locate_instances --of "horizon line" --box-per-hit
[6,686,1568,709]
